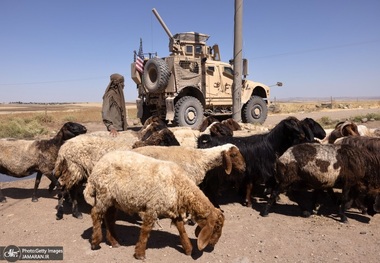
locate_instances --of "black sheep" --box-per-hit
[132,128,180,148]
[0,122,87,202]
[199,116,237,137]
[262,143,380,223]
[299,117,326,142]
[335,136,380,215]
[197,116,313,208]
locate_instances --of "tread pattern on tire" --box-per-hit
[242,96,268,124]
[174,96,204,128]
[143,58,170,93]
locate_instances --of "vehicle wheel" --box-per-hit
[140,104,153,125]
[242,96,268,124]
[174,96,204,128]
[142,57,170,93]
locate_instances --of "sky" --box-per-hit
[0,0,379,103]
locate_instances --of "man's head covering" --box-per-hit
[110,73,124,84]
[103,73,127,130]
[103,73,124,96]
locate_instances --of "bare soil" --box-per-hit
[1,107,380,263]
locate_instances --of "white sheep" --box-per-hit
[168,123,235,148]
[87,130,140,137]
[54,122,180,219]
[357,124,380,137]
[84,150,225,260]
[169,127,200,147]
[132,144,246,185]
[0,122,87,202]
[54,132,139,219]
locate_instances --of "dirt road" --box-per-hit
[265,108,380,127]
[1,107,380,263]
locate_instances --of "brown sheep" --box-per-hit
[84,151,225,260]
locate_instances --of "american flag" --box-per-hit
[135,38,144,73]
[135,55,144,73]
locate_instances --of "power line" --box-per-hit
[251,39,380,60]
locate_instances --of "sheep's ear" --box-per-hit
[197,224,213,251]
[302,125,314,142]
[223,151,233,175]
[195,225,201,237]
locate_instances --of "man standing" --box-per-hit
[102,73,128,136]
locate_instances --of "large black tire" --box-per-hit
[242,96,268,124]
[174,96,204,128]
[142,57,170,93]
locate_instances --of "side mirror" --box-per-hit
[243,59,248,77]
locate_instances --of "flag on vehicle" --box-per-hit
[135,38,144,73]
[135,55,144,73]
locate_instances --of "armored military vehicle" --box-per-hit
[131,8,271,128]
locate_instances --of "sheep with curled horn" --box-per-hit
[322,120,360,144]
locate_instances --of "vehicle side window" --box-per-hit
[207,66,215,75]
[195,45,202,54]
[186,46,193,55]
[223,67,234,78]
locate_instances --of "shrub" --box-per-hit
[351,113,380,122]
[318,116,333,126]
[0,118,48,139]
[63,115,77,122]
[35,114,54,124]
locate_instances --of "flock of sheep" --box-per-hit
[0,115,379,260]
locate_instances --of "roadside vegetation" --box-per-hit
[0,106,137,139]
[0,101,378,139]
[270,99,380,129]
[317,113,380,128]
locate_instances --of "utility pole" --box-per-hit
[232,0,243,122]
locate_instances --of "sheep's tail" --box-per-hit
[83,181,96,207]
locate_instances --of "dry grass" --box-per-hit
[0,100,378,139]
[269,100,380,114]
[0,104,137,139]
